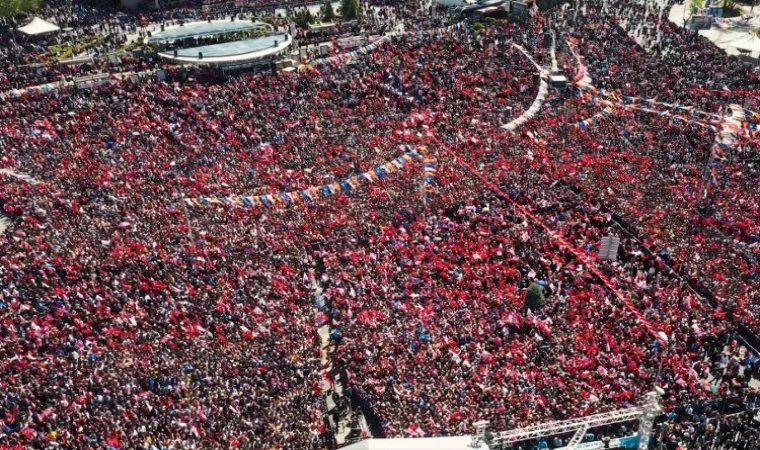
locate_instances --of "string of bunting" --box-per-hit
[567,42,727,133]
[578,86,723,123]
[512,43,544,73]
[686,88,760,113]
[703,106,746,198]
[738,110,760,127]
[573,106,615,128]
[423,156,437,198]
[299,22,467,70]
[656,88,760,132]
[617,94,723,122]
[0,169,43,186]
[1,81,65,100]
[566,37,619,129]
[575,99,722,132]
[713,14,755,30]
[739,121,760,137]
[565,37,592,88]
[564,38,753,200]
[577,88,722,131]
[184,146,436,208]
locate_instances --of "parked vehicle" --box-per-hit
[453,0,505,18]
[472,5,509,20]
[433,0,476,11]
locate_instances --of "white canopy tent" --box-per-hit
[18,17,60,36]
[727,33,760,55]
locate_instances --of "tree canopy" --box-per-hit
[293,9,316,28]
[688,0,706,15]
[340,0,361,21]
[0,0,40,18]
[523,282,546,311]
[322,1,336,22]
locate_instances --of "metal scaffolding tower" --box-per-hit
[636,391,663,450]
[473,390,662,450]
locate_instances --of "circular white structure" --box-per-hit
[147,20,290,66]
[145,20,273,44]
[156,33,292,66]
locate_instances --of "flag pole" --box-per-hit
[420,157,427,212]
[181,199,194,240]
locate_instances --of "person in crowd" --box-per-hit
[1,0,760,448]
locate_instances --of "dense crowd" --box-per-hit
[545,0,760,325]
[655,391,760,450]
[0,0,408,91]
[2,0,760,448]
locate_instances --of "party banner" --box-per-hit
[512,43,544,74]
[565,37,593,88]
[184,146,436,209]
[502,76,549,131]
[501,44,549,131]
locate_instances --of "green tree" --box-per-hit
[523,282,546,311]
[0,0,40,18]
[322,1,336,22]
[293,9,315,28]
[339,0,361,21]
[688,0,706,16]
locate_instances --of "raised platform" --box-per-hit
[146,20,272,44]
[339,435,638,450]
[157,33,292,66]
[341,436,473,450]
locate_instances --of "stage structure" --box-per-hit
[482,391,662,449]
[341,391,662,450]
[145,20,273,44]
[147,20,292,67]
